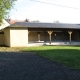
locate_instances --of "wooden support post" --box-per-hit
[28,31,30,34]
[68,31,72,44]
[63,31,64,41]
[44,31,46,42]
[47,31,53,44]
[54,33,56,41]
[78,31,80,41]
[37,32,41,42]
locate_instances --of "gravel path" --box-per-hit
[0,52,80,80]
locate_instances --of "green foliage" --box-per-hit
[0,0,16,24]
[32,20,40,22]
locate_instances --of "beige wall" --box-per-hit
[4,28,10,46]
[28,32,49,41]
[29,32,38,41]
[0,34,4,45]
[10,28,28,47]
[41,32,48,41]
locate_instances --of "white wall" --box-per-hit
[10,28,28,47]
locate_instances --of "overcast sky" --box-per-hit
[10,0,80,23]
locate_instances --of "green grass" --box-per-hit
[22,46,80,70]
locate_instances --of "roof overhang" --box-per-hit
[8,22,80,29]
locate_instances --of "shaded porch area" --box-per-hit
[28,28,80,46]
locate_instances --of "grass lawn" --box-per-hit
[22,46,80,70]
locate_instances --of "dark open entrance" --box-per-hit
[28,28,80,44]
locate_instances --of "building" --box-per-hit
[0,19,80,47]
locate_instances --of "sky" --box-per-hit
[10,0,80,23]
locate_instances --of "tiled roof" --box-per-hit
[9,22,80,29]
[5,19,26,24]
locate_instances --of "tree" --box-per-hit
[32,20,40,22]
[25,18,30,22]
[0,0,16,24]
[54,20,60,23]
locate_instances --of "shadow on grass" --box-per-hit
[21,46,80,70]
